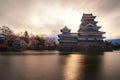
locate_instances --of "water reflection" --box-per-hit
[0,55,26,80]
[63,54,83,80]
[0,51,120,80]
[62,52,104,80]
[80,53,103,80]
[0,55,62,80]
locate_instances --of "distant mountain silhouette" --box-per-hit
[106,39,120,44]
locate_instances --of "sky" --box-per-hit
[0,0,120,39]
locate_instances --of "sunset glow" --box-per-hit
[29,15,41,26]
[0,0,120,39]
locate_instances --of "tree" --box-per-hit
[24,31,29,38]
[0,26,13,35]
[24,31,29,43]
[35,36,45,46]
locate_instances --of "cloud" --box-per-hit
[96,0,120,13]
[0,0,119,39]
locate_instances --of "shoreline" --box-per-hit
[0,50,119,55]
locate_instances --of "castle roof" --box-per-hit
[81,13,96,21]
[86,23,94,27]
[61,26,71,33]
[0,34,5,39]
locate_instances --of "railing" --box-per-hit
[0,44,10,48]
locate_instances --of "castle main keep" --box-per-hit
[58,13,106,51]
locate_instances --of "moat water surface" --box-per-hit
[0,50,120,80]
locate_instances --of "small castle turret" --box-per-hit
[58,26,77,49]
[60,26,71,33]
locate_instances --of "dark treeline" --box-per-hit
[104,41,120,50]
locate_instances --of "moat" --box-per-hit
[0,50,120,80]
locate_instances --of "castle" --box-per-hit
[58,13,106,51]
